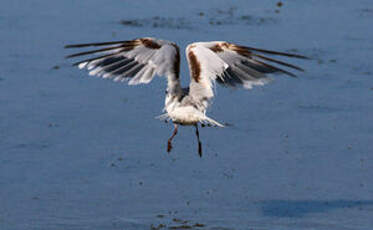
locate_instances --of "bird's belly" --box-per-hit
[168,106,203,126]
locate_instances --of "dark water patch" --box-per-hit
[358,8,373,16]
[48,122,59,128]
[297,104,345,114]
[151,223,166,230]
[260,200,373,218]
[35,216,149,230]
[328,59,337,63]
[303,47,326,59]
[286,48,299,53]
[351,64,373,76]
[208,6,278,26]
[120,17,192,30]
[345,36,368,41]
[11,142,50,151]
[120,7,278,31]
[339,78,371,89]
[215,6,237,17]
[149,215,207,230]
[238,15,277,26]
[119,20,143,27]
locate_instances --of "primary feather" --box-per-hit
[65,37,180,85]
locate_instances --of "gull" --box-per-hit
[65,37,307,157]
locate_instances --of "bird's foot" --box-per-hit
[167,140,173,153]
[198,141,202,157]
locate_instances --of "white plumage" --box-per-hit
[65,37,307,156]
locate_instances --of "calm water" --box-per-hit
[1,0,373,229]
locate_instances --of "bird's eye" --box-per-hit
[165,90,168,94]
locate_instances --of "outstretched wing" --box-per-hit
[65,37,180,85]
[186,41,308,102]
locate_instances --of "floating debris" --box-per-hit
[151,223,166,230]
[120,17,192,30]
[172,218,188,224]
[168,225,192,229]
[239,15,277,25]
[48,123,58,127]
[120,19,143,27]
[193,223,205,228]
[359,8,373,16]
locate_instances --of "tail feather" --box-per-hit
[201,116,225,127]
[155,113,224,127]
[155,113,171,121]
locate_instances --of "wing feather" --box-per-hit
[65,38,180,85]
[186,41,307,104]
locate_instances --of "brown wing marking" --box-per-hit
[187,50,201,83]
[170,43,181,78]
[139,38,162,49]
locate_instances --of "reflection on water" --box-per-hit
[260,200,373,218]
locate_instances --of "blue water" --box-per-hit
[1,0,373,229]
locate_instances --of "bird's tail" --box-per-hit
[155,113,171,122]
[155,113,224,127]
[201,116,225,127]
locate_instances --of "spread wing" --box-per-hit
[186,41,308,103]
[65,37,180,85]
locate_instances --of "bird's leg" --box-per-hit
[167,124,178,153]
[195,124,203,157]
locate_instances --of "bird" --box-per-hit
[65,37,308,157]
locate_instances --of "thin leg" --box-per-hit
[195,124,203,157]
[167,124,178,153]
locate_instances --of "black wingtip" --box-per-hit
[64,40,134,49]
[243,46,310,60]
[65,54,77,59]
[251,53,305,73]
[252,59,299,78]
[64,44,91,48]
[64,46,125,59]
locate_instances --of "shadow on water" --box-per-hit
[259,200,373,218]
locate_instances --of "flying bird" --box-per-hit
[65,37,308,157]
